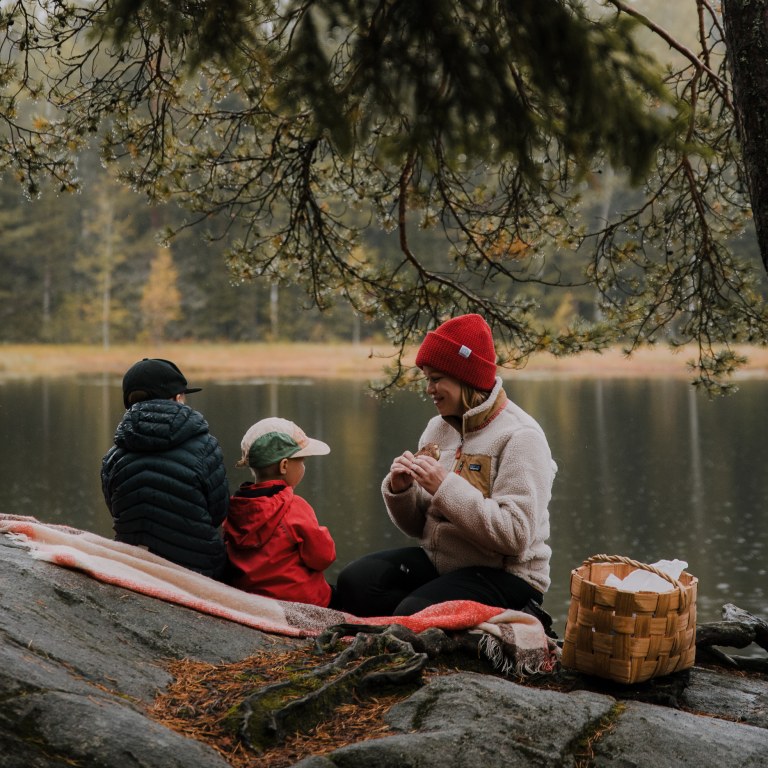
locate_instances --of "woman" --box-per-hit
[335,314,557,617]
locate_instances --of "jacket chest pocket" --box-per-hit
[454,453,492,498]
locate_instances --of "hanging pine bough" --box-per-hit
[1,2,767,392]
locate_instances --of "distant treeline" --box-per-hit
[2,148,762,349]
[0,146,595,347]
[0,154,379,346]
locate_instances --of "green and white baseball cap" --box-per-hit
[240,417,330,469]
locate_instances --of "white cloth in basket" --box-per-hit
[604,558,688,593]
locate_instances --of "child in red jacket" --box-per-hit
[224,417,336,607]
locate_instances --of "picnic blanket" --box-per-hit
[0,514,559,676]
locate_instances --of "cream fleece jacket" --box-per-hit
[382,377,557,593]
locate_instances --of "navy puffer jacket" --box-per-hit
[101,399,229,579]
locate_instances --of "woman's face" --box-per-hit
[422,365,464,417]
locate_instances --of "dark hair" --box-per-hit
[126,390,153,406]
[126,390,179,406]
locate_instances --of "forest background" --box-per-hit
[0,1,764,381]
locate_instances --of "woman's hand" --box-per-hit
[389,451,416,493]
[389,451,447,495]
[410,454,447,495]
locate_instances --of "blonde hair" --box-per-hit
[460,382,490,413]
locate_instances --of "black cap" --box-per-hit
[122,358,202,409]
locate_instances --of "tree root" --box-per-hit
[233,625,429,752]
[695,604,768,674]
[230,603,767,755]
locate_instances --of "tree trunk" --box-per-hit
[101,197,114,350]
[270,282,279,339]
[722,0,768,271]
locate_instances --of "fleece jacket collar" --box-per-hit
[442,377,508,438]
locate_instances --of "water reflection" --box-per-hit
[1,374,766,636]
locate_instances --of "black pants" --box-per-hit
[334,546,542,617]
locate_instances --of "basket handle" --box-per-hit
[585,554,684,591]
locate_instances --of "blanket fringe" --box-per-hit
[478,632,559,678]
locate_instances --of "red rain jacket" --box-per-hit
[224,479,335,607]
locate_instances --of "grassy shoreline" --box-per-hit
[1,342,768,381]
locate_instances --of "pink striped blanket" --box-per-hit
[0,514,558,676]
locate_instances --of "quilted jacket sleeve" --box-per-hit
[201,436,229,527]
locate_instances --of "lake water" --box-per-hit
[1,374,766,638]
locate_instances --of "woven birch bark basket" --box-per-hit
[562,554,698,684]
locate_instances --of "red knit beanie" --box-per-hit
[415,314,497,391]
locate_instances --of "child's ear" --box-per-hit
[279,458,289,475]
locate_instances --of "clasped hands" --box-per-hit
[389,450,447,496]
